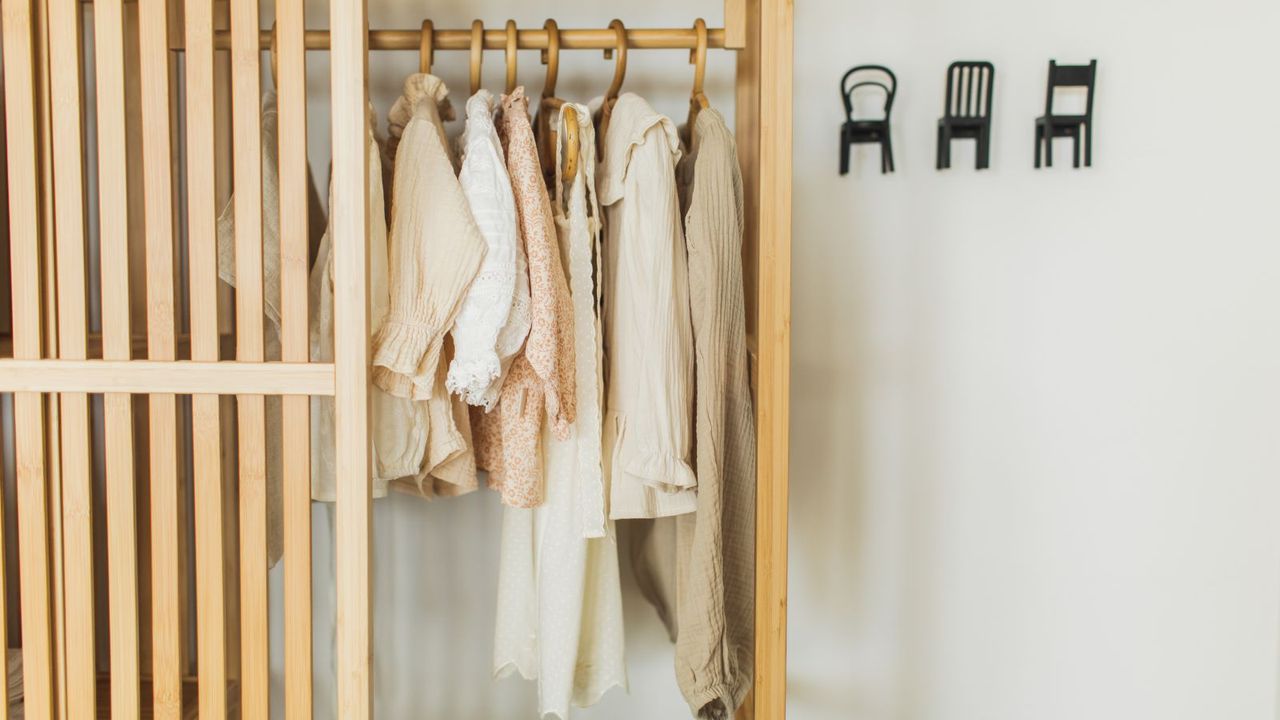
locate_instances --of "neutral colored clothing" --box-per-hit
[597,93,697,519]
[632,109,757,719]
[372,73,487,402]
[215,92,325,563]
[448,89,531,409]
[371,74,486,497]
[309,108,428,501]
[493,101,627,718]
[474,88,576,508]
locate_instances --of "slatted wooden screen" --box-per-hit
[0,0,790,718]
[0,0,373,716]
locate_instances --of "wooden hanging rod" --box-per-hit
[169,27,728,52]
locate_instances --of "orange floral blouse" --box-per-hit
[473,88,576,508]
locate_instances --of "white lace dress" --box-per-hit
[492,101,627,718]
[447,89,531,408]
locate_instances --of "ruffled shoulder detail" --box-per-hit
[596,93,682,206]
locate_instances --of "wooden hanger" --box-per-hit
[686,18,710,144]
[469,20,483,95]
[595,19,627,154]
[535,19,579,181]
[419,20,434,74]
[504,20,518,94]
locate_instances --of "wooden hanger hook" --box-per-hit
[469,19,484,95]
[504,20,518,93]
[541,19,560,98]
[603,19,627,101]
[690,18,708,101]
[419,20,434,75]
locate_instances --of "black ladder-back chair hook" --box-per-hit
[1035,59,1097,168]
[937,60,995,170]
[839,64,897,175]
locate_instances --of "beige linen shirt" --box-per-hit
[597,93,697,519]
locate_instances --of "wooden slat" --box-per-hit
[0,359,336,394]
[276,0,312,714]
[754,0,792,717]
[2,1,55,715]
[184,0,228,712]
[47,0,96,714]
[93,0,142,715]
[330,0,372,715]
[33,0,68,711]
[229,0,268,715]
[139,0,184,712]
[724,0,747,49]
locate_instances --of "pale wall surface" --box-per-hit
[789,1,1280,718]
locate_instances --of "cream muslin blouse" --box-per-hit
[379,74,488,496]
[308,107,428,501]
[597,93,697,519]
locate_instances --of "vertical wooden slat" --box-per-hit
[34,0,67,715]
[3,1,55,715]
[230,0,268,715]
[724,0,747,49]
[754,0,792,717]
[276,0,313,715]
[183,0,228,714]
[139,0,184,713]
[183,0,227,707]
[331,0,372,714]
[47,0,95,715]
[94,0,142,715]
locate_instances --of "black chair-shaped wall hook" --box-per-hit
[937,61,995,170]
[840,65,897,174]
[1035,59,1097,168]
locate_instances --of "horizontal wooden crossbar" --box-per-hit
[168,26,729,52]
[0,360,335,395]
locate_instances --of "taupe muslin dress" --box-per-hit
[632,108,757,719]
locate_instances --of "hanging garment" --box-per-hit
[215,90,325,562]
[492,100,626,718]
[597,93,697,519]
[447,89,532,409]
[632,108,758,719]
[372,73,487,402]
[375,73,488,496]
[472,87,576,508]
[309,106,430,501]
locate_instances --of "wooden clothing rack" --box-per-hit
[0,0,792,718]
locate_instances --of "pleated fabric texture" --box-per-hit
[631,108,757,719]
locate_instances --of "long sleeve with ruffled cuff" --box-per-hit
[598,93,698,520]
[372,73,487,401]
[447,89,531,408]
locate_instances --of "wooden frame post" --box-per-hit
[330,0,373,716]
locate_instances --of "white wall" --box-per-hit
[790,0,1280,719]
